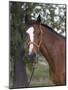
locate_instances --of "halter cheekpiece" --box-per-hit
[28,24,43,51]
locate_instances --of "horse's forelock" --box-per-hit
[26,20,40,28]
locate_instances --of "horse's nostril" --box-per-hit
[28,53,36,59]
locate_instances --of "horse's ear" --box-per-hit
[37,14,41,23]
[25,14,28,24]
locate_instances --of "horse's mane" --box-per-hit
[26,20,65,39]
[41,24,65,39]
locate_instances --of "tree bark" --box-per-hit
[13,47,29,88]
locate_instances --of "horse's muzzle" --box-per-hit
[28,53,36,58]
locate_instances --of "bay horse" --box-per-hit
[26,20,66,86]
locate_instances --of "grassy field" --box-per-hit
[26,57,55,87]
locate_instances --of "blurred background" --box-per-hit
[9,1,66,88]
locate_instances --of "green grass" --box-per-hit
[33,64,49,79]
[26,60,55,87]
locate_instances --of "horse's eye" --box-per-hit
[26,34,29,37]
[25,32,29,36]
[25,32,28,36]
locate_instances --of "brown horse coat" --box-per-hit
[37,24,66,85]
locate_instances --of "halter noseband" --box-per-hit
[28,24,43,51]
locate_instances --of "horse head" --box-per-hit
[26,15,42,58]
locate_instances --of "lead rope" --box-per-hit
[28,64,35,86]
[28,54,39,87]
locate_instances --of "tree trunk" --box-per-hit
[13,47,29,88]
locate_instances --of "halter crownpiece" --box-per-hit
[28,24,43,51]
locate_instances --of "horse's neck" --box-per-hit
[40,26,60,69]
[40,26,59,54]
